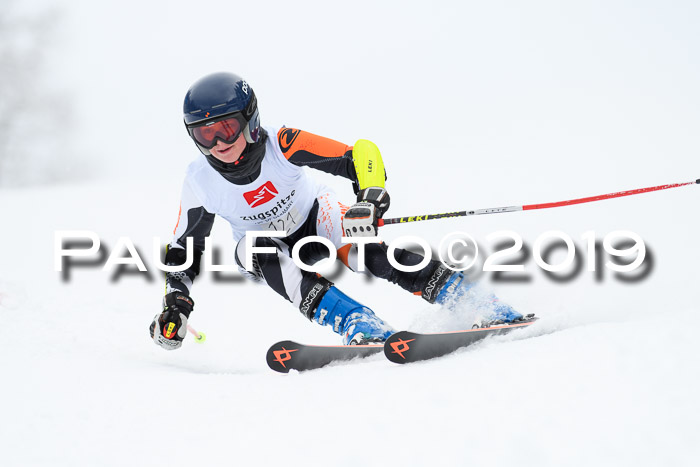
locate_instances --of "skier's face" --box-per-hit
[210,133,247,163]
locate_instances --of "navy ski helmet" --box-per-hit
[183,72,261,155]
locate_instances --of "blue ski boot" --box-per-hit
[434,270,475,305]
[313,286,394,345]
[487,297,524,324]
[425,266,524,325]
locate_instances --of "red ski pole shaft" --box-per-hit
[378,178,699,226]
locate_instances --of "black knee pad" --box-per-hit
[363,243,441,294]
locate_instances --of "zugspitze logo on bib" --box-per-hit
[244,181,279,207]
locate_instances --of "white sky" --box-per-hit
[36,0,699,194]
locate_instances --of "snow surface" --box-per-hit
[3,166,699,467]
[2,1,700,466]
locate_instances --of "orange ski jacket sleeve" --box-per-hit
[276,127,386,194]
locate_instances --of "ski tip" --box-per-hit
[266,340,300,374]
[383,331,418,364]
[383,317,540,364]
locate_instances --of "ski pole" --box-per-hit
[378,178,699,226]
[187,324,207,343]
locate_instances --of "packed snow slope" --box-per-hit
[1,171,699,467]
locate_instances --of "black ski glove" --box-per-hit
[150,292,194,350]
[342,187,390,237]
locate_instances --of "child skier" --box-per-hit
[150,72,524,350]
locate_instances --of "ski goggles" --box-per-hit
[187,114,246,149]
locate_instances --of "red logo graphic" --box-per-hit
[244,181,278,207]
[273,347,299,368]
[389,338,415,360]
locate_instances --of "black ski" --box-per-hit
[384,317,538,364]
[266,340,383,373]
